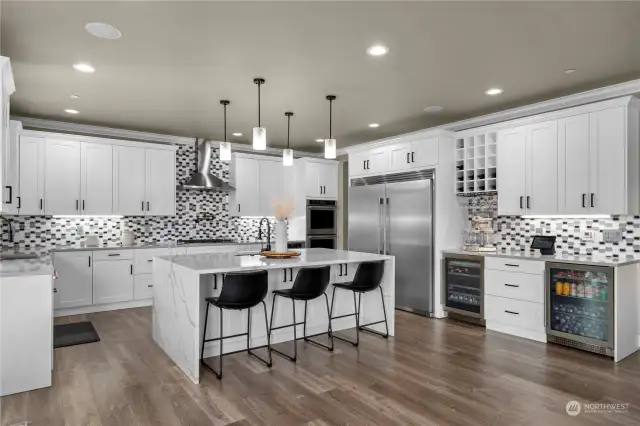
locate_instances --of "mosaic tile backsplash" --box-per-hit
[465,195,640,258]
[1,144,277,250]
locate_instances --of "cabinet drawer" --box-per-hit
[485,270,544,304]
[93,249,134,261]
[485,295,544,331]
[134,275,154,300]
[485,257,544,275]
[134,248,171,274]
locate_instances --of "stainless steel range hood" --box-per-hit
[180,138,235,191]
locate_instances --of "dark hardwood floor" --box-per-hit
[2,307,640,426]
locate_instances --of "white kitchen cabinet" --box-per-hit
[525,121,558,215]
[319,162,339,199]
[302,160,338,199]
[230,156,260,216]
[53,251,93,309]
[113,145,146,215]
[350,147,389,177]
[44,138,82,215]
[497,126,527,215]
[0,59,16,215]
[558,113,591,213]
[81,142,113,215]
[134,274,154,300]
[93,258,134,305]
[411,136,439,168]
[146,148,176,216]
[18,135,45,215]
[258,158,284,215]
[388,143,413,172]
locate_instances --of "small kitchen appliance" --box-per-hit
[463,216,496,252]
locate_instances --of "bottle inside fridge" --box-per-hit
[547,263,613,354]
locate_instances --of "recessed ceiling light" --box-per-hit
[70,94,80,99]
[367,45,388,56]
[85,22,122,40]
[368,123,380,128]
[564,69,576,74]
[485,88,503,96]
[423,105,444,113]
[316,139,324,143]
[73,63,95,73]
[64,109,79,114]
[232,132,242,137]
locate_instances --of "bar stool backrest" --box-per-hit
[352,261,385,291]
[290,265,331,299]
[218,270,269,309]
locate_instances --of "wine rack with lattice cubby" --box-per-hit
[455,131,497,196]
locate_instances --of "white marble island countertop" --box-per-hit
[0,258,54,278]
[157,248,394,274]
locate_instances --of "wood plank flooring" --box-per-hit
[3,308,640,425]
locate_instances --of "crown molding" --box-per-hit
[339,78,640,155]
[12,115,323,158]
[339,128,453,155]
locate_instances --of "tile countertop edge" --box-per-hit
[440,249,640,267]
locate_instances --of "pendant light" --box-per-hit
[219,100,232,161]
[283,112,294,166]
[253,78,267,150]
[324,95,337,159]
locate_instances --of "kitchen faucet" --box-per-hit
[258,218,271,252]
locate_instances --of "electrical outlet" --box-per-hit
[602,229,623,243]
[582,230,595,242]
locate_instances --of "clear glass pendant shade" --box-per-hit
[219,142,231,161]
[324,138,336,159]
[253,127,267,150]
[283,149,294,166]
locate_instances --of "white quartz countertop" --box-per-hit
[157,248,393,274]
[49,240,284,252]
[0,258,54,278]
[441,249,640,267]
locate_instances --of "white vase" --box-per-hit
[275,220,288,253]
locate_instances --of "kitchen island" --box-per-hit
[152,248,395,383]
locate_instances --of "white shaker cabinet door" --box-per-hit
[304,161,322,198]
[388,143,412,172]
[410,136,439,169]
[53,251,93,309]
[113,145,146,216]
[258,159,283,214]
[18,135,45,215]
[81,142,113,215]
[44,138,81,215]
[525,120,558,215]
[93,260,134,305]
[558,113,590,213]
[497,127,527,215]
[319,162,339,199]
[230,156,260,216]
[589,107,626,214]
[145,148,176,216]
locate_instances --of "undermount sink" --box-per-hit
[0,253,38,261]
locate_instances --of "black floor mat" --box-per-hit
[54,321,100,348]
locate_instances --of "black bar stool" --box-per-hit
[269,265,334,362]
[329,260,389,347]
[200,270,273,379]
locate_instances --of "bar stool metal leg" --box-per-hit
[329,286,361,347]
[247,301,273,367]
[200,303,224,379]
[302,293,334,351]
[270,295,299,362]
[357,287,390,338]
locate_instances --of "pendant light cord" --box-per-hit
[224,103,227,142]
[326,95,336,139]
[258,81,261,127]
[287,114,291,149]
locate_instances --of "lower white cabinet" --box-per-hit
[485,295,545,333]
[92,258,134,304]
[134,274,154,300]
[53,251,93,309]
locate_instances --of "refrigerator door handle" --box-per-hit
[385,198,390,255]
[378,198,384,254]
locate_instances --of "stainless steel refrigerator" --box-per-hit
[349,171,434,316]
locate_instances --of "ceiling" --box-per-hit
[2,1,640,152]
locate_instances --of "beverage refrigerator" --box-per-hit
[441,253,484,323]
[546,262,613,357]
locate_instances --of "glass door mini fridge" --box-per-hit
[442,253,484,322]
[546,262,614,357]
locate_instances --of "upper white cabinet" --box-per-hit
[0,58,16,215]
[350,147,389,177]
[112,145,176,216]
[44,138,82,215]
[258,158,284,214]
[497,120,558,215]
[229,155,260,216]
[303,160,338,199]
[558,113,590,213]
[18,134,45,215]
[81,143,113,215]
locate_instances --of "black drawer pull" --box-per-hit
[504,263,519,267]
[108,253,121,257]
[130,265,133,274]
[504,284,520,288]
[147,284,153,288]
[505,310,519,315]
[53,288,58,293]
[338,264,343,276]
[148,259,153,262]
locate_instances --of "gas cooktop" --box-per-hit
[176,238,236,245]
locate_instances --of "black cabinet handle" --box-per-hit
[504,284,520,288]
[5,185,12,204]
[82,200,85,211]
[289,268,294,282]
[505,310,520,315]
[147,201,150,211]
[141,201,144,211]
[53,288,58,293]
[590,193,595,208]
[504,263,519,267]
[238,204,240,213]
[339,264,343,276]
[283,270,287,283]
[147,284,153,288]
[40,199,43,210]
[130,264,133,275]
[17,196,21,209]
[213,274,218,290]
[76,200,79,211]
[88,256,91,267]
[411,152,415,163]
[147,259,153,262]
[344,263,348,275]
[108,253,121,257]
[526,196,531,209]
[519,196,523,209]
[406,153,410,164]
[582,194,586,208]
[319,185,322,195]
[363,160,366,170]
[366,160,370,170]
